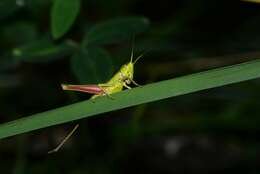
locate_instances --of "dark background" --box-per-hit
[1,0,260,173]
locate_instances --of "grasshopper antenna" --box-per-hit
[48,124,79,154]
[131,36,146,64]
[130,35,136,63]
[133,53,144,64]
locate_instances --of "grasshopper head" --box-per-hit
[119,42,144,85]
[120,62,134,83]
[119,52,143,85]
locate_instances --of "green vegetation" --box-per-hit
[1,0,260,173]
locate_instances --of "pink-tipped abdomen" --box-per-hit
[61,84,104,94]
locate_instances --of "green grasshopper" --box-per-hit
[61,49,142,99]
[48,48,143,153]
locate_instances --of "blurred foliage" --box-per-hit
[51,0,81,39]
[71,46,114,84]
[1,0,260,174]
[83,16,149,46]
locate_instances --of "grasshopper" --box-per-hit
[61,49,142,99]
[48,48,143,153]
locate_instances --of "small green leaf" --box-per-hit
[71,47,114,84]
[13,38,76,63]
[51,0,81,39]
[84,16,150,46]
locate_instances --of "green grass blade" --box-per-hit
[1,59,260,139]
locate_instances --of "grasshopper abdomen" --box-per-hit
[61,84,105,94]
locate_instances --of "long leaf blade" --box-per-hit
[1,59,260,139]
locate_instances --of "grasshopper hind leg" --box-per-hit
[104,92,115,100]
[48,124,79,154]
